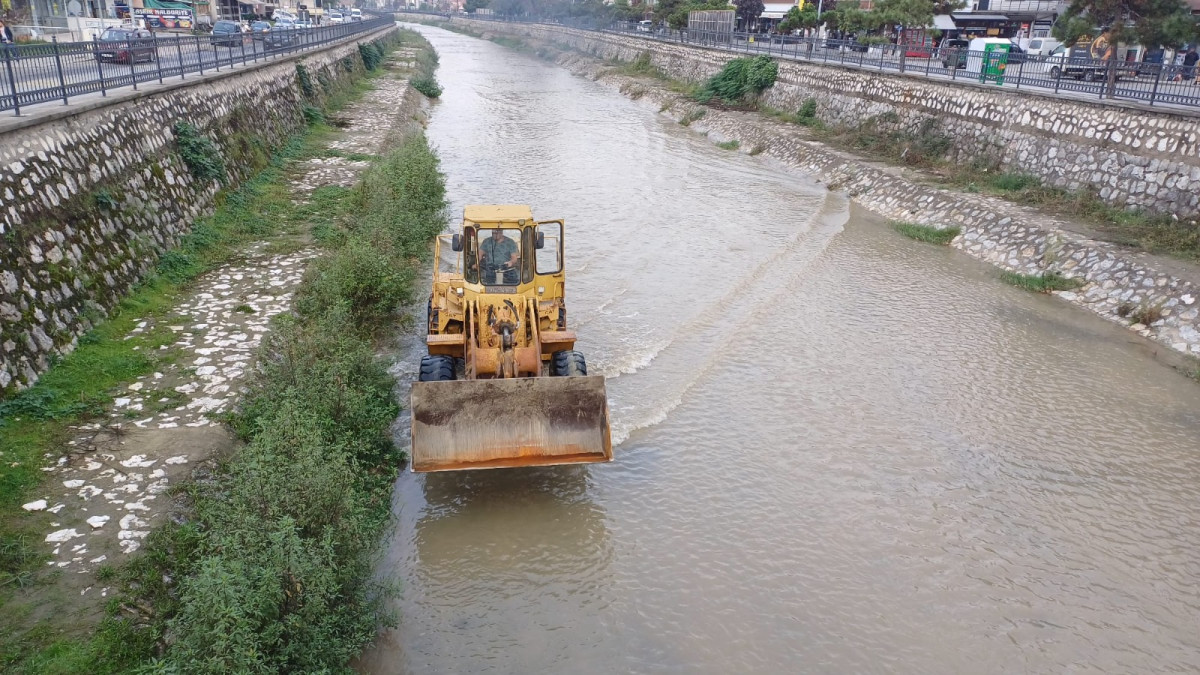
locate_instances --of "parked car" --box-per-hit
[95,27,157,63]
[1022,37,1061,56]
[350,8,363,21]
[249,20,272,39]
[1030,44,1128,81]
[940,38,970,68]
[636,20,652,33]
[210,20,247,47]
[327,12,345,24]
[264,25,300,49]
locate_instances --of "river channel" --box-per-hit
[357,24,1200,674]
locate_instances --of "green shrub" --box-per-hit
[297,238,414,328]
[694,55,778,105]
[93,189,119,210]
[302,104,325,126]
[716,139,740,151]
[797,97,817,121]
[990,172,1042,192]
[296,63,315,98]
[411,75,442,98]
[359,42,384,71]
[172,122,227,183]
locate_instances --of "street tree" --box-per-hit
[776,1,819,33]
[1053,0,1197,49]
[465,0,490,12]
[1054,0,1197,96]
[734,0,765,29]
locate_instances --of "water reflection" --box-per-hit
[361,468,613,674]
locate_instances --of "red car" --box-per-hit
[95,27,158,63]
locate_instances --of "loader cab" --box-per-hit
[463,226,530,286]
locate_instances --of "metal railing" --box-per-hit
[0,15,392,116]
[606,22,1198,109]
[404,11,1200,110]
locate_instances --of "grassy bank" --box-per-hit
[158,130,445,673]
[0,29,439,672]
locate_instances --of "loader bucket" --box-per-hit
[409,375,612,472]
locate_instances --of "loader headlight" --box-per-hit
[537,286,545,295]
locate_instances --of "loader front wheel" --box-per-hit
[418,355,456,382]
[552,350,587,377]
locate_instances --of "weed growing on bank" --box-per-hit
[945,170,1200,260]
[694,55,777,105]
[679,108,705,126]
[892,222,961,245]
[611,51,669,80]
[173,122,227,184]
[410,40,443,98]
[999,270,1084,293]
[716,139,740,151]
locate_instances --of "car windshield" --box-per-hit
[214,22,238,31]
[252,21,270,29]
[466,228,522,285]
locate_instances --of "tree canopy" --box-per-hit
[1053,0,1198,49]
[733,0,765,27]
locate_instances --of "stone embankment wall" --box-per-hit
[400,14,1200,360]
[411,15,1200,220]
[0,27,398,396]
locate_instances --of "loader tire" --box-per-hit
[418,355,455,382]
[552,350,587,377]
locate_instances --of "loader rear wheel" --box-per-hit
[552,350,587,376]
[418,355,456,382]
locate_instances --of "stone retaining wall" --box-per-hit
[0,27,398,396]
[412,15,1200,221]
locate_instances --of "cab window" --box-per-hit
[474,228,522,285]
[536,222,562,275]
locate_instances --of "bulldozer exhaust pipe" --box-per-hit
[409,376,612,473]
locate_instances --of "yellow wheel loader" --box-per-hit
[409,205,613,472]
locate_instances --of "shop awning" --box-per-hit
[933,14,956,30]
[951,12,1009,21]
[760,2,797,19]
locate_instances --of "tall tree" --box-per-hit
[733,0,764,28]
[1053,0,1197,49]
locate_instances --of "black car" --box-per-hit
[95,27,157,64]
[211,20,246,47]
[250,20,272,40]
[263,26,299,50]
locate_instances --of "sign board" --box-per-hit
[134,8,194,29]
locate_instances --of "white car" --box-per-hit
[636,20,652,33]
[350,8,362,20]
[328,12,345,24]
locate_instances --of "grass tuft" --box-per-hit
[1130,302,1165,326]
[716,139,740,151]
[999,270,1084,293]
[679,108,705,127]
[892,222,961,245]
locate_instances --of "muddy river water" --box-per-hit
[357,25,1200,673]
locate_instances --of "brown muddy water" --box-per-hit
[357,24,1200,674]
